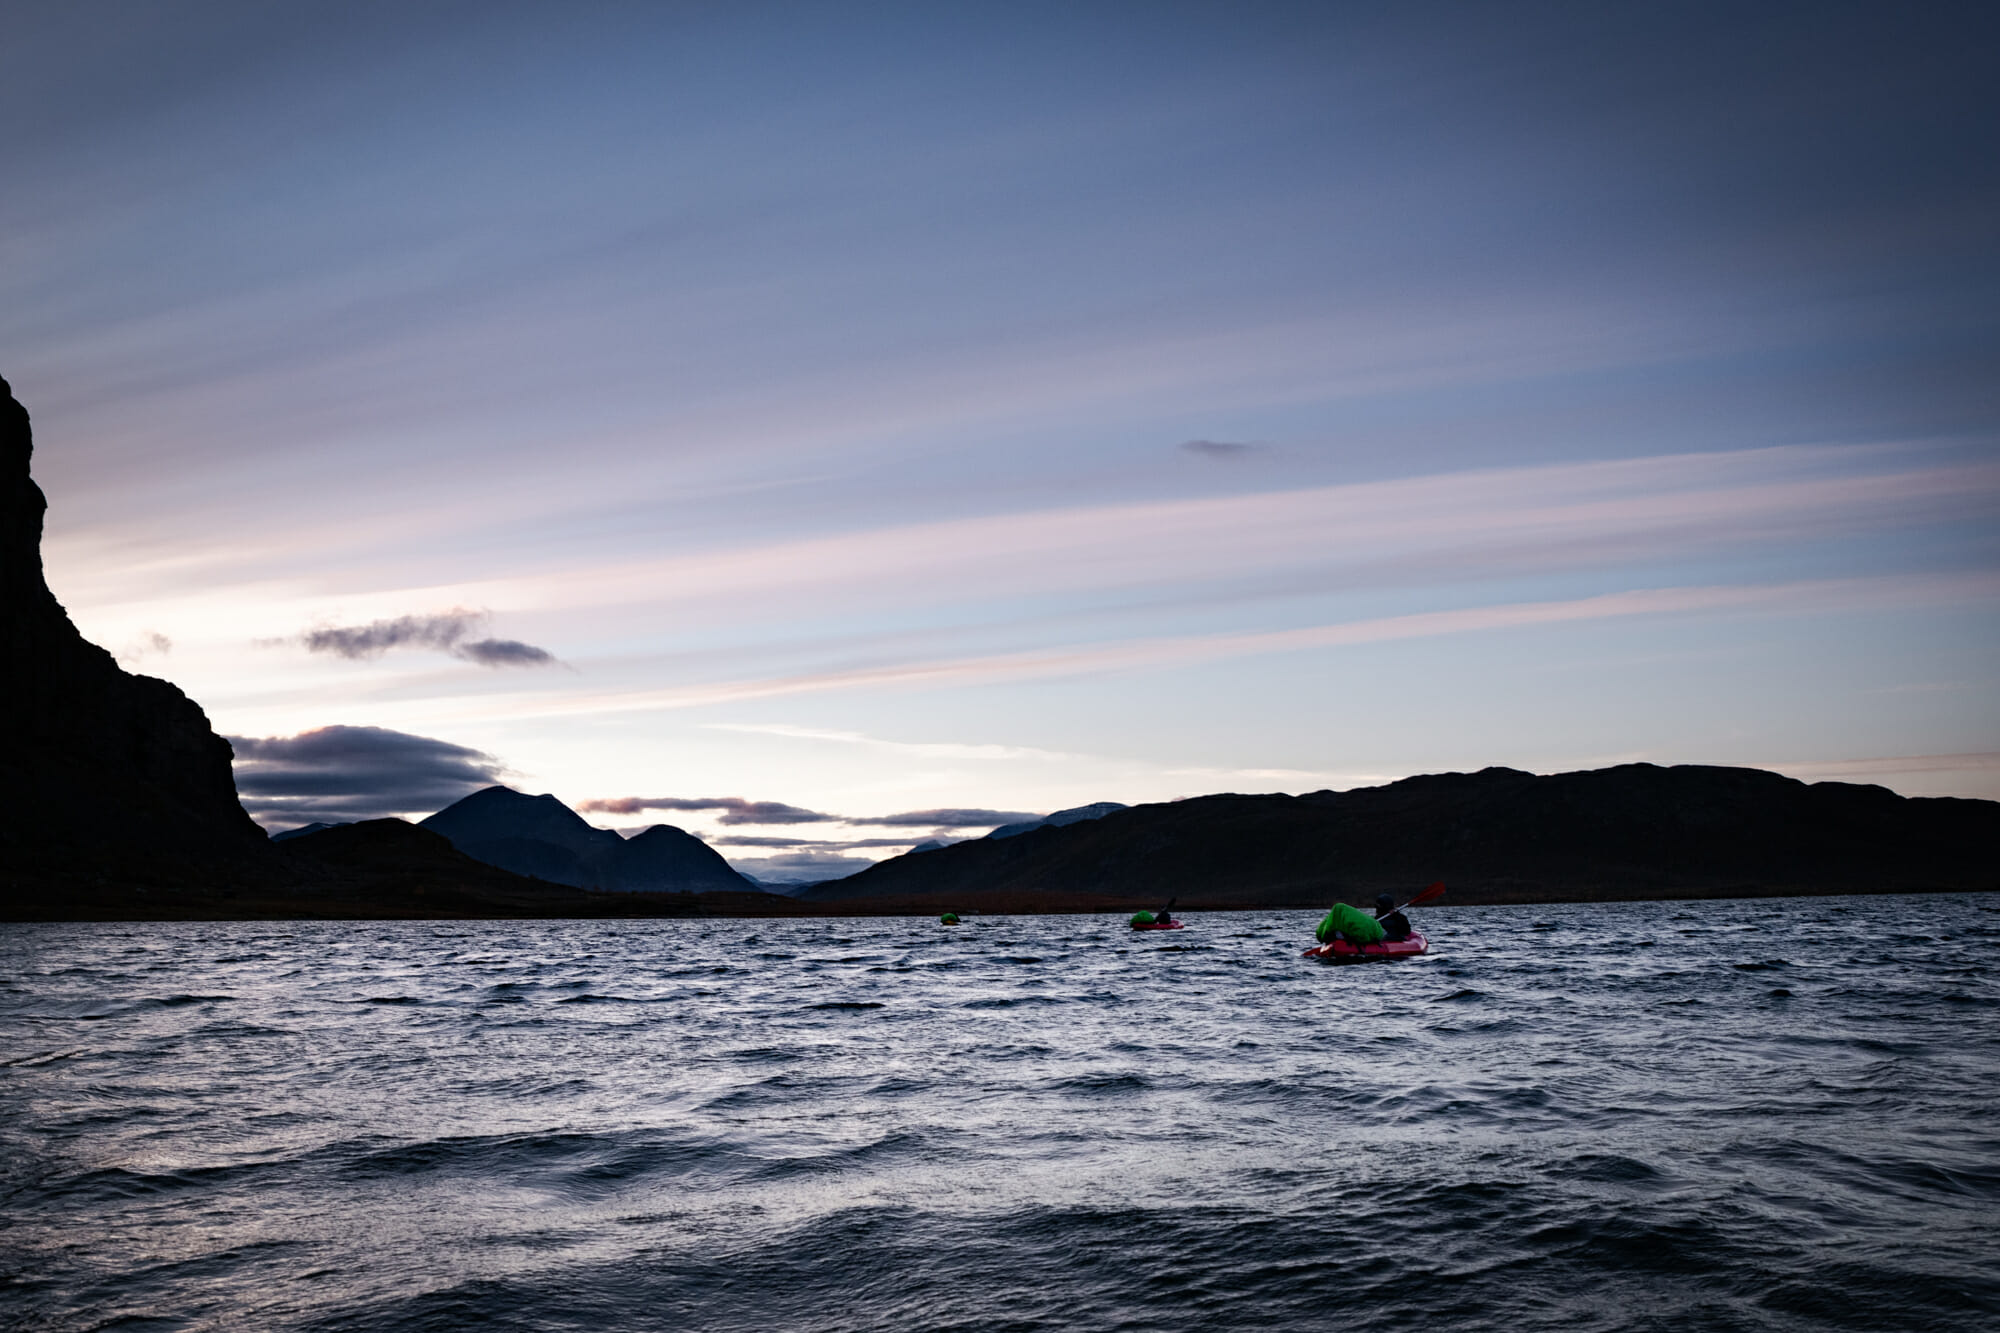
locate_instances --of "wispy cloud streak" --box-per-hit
[1766,753,2000,779]
[859,808,1040,828]
[575,796,833,824]
[406,445,2000,625]
[702,722,1075,761]
[292,609,559,668]
[712,835,952,850]
[505,572,2000,719]
[575,793,1039,829]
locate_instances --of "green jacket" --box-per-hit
[1316,903,1385,946]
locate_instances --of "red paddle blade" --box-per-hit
[1406,881,1447,908]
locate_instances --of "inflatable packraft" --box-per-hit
[1302,931,1428,963]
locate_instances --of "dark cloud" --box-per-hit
[575,797,656,816]
[723,848,881,885]
[856,808,1041,828]
[301,611,477,658]
[712,834,958,850]
[230,725,508,830]
[295,609,558,668]
[575,796,837,825]
[575,798,1036,830]
[1180,439,1261,459]
[713,800,834,827]
[454,637,558,667]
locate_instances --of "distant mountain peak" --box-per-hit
[270,821,347,842]
[987,801,1129,839]
[451,785,572,811]
[417,787,750,893]
[421,785,621,855]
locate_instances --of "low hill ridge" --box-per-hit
[805,763,1999,908]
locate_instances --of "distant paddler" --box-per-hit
[939,912,962,925]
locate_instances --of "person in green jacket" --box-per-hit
[1316,901,1385,947]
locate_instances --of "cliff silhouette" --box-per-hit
[0,375,809,920]
[0,374,276,901]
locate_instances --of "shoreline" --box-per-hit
[5,879,1991,924]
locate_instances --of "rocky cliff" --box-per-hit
[0,374,271,897]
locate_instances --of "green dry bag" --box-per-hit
[1316,903,1385,945]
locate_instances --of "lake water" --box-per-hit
[3,895,1997,1332]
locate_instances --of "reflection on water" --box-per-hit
[2,895,1996,1331]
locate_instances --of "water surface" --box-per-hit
[3,895,1996,1331]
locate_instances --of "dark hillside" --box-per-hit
[808,764,2000,910]
[9,819,844,921]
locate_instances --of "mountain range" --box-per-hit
[418,786,754,893]
[4,370,1996,920]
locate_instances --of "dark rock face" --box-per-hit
[0,375,270,893]
[808,764,2000,907]
[420,785,752,893]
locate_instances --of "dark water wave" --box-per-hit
[3,895,1997,1331]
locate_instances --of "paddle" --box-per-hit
[1155,896,1178,924]
[1376,881,1446,919]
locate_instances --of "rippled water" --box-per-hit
[3,894,1997,1332]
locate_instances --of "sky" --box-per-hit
[4,1,1997,881]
